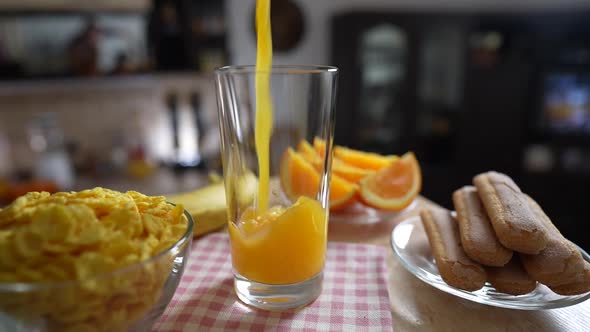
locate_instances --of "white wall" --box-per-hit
[226,0,590,66]
[0,74,220,173]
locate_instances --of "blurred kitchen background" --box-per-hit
[0,0,589,248]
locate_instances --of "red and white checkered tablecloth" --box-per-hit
[153,233,393,331]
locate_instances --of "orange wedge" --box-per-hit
[314,137,397,171]
[315,159,372,184]
[299,139,371,183]
[313,137,327,158]
[359,152,421,211]
[297,139,321,162]
[280,148,358,211]
[334,146,398,171]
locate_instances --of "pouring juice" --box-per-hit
[227,0,327,286]
[215,0,338,311]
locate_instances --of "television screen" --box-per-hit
[541,72,590,135]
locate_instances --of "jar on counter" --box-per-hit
[0,132,11,178]
[27,113,74,190]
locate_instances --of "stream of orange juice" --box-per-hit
[254,0,272,212]
[228,0,327,286]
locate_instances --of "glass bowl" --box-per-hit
[391,216,590,310]
[0,208,194,332]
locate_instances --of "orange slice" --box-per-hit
[332,159,373,183]
[280,148,358,211]
[297,139,320,162]
[334,146,398,171]
[299,139,371,184]
[311,158,372,184]
[359,152,421,211]
[313,137,327,158]
[314,137,397,171]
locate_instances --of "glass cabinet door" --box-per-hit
[356,24,408,152]
[414,22,465,165]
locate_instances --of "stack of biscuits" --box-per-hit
[420,171,590,295]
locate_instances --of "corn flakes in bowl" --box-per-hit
[0,188,194,332]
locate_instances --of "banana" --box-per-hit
[166,173,257,237]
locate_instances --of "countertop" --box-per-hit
[72,168,210,197]
[41,170,590,330]
[328,197,590,332]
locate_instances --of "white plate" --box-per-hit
[330,200,418,224]
[390,216,590,310]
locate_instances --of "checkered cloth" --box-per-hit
[153,233,392,331]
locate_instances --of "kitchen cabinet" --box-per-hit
[332,10,590,249]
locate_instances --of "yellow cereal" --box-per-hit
[143,214,165,238]
[0,187,188,332]
[154,239,177,254]
[16,267,45,282]
[170,204,185,223]
[74,253,117,280]
[120,254,140,266]
[62,323,100,332]
[0,239,19,269]
[51,255,78,279]
[102,234,138,259]
[67,204,98,223]
[73,224,105,246]
[29,205,74,241]
[43,242,76,255]
[101,205,143,237]
[40,264,70,281]
[0,272,15,282]
[0,229,10,236]
[13,228,44,259]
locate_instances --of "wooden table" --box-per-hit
[328,196,590,332]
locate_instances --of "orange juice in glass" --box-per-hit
[215,65,338,310]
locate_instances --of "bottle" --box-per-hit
[27,113,74,190]
[190,91,206,169]
[0,132,11,178]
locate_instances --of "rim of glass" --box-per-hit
[215,64,338,75]
[0,203,194,292]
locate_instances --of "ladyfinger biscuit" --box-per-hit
[452,186,513,267]
[421,208,487,291]
[550,261,590,296]
[520,196,585,287]
[486,256,537,295]
[473,171,547,254]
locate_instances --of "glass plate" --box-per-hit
[330,199,418,224]
[390,216,590,310]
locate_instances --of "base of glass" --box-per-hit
[234,272,323,311]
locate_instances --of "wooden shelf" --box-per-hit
[0,72,212,99]
[0,0,150,12]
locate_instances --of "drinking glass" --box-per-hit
[215,65,338,311]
